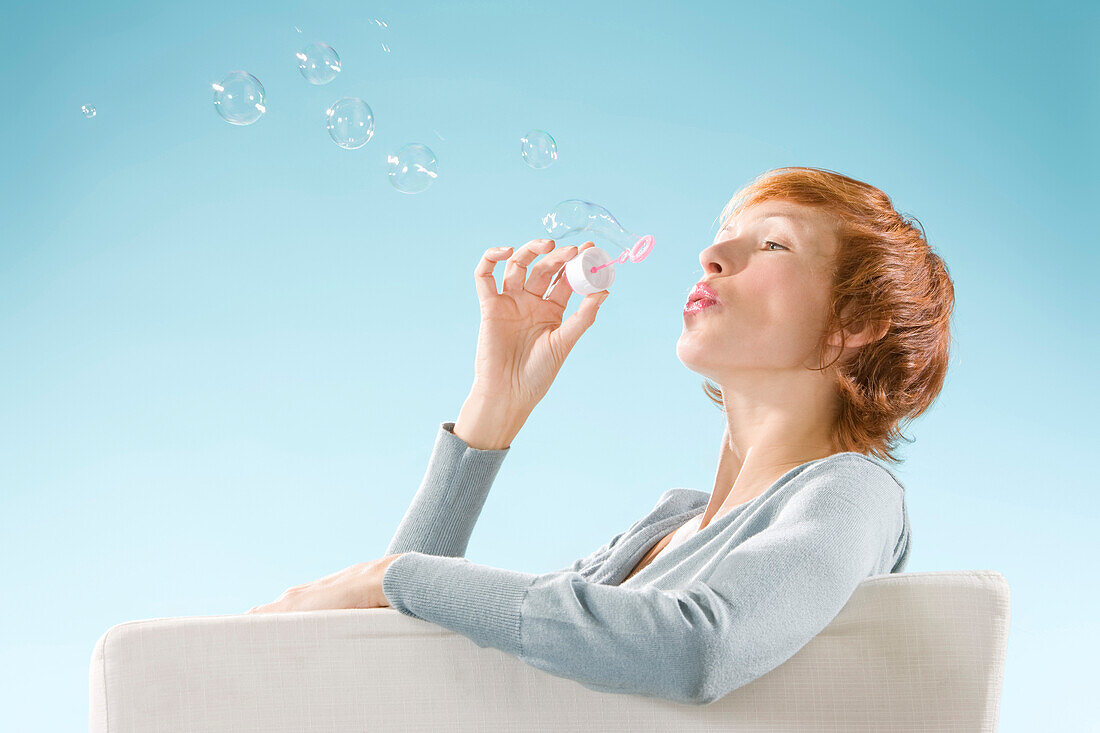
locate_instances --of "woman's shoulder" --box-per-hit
[798,451,908,515]
[814,451,906,488]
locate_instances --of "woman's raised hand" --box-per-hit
[470,238,609,411]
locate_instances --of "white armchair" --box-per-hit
[90,569,1009,732]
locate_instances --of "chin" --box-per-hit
[675,347,710,379]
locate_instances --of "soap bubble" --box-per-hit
[212,72,266,126]
[541,199,655,296]
[542,200,653,262]
[387,143,438,194]
[81,104,96,119]
[520,129,557,169]
[325,98,374,149]
[296,41,341,85]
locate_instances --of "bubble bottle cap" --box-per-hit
[541,199,655,296]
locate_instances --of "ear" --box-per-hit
[825,306,890,351]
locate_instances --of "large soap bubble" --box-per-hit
[542,199,655,295]
[325,98,374,149]
[520,129,557,169]
[212,71,266,126]
[296,42,341,85]
[387,143,438,194]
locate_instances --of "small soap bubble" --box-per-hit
[294,26,302,33]
[373,18,388,28]
[433,129,445,141]
[387,143,438,194]
[521,129,557,169]
[325,98,374,149]
[212,72,266,126]
[381,42,390,53]
[81,104,97,119]
[296,41,341,85]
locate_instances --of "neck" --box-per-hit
[700,377,839,531]
[700,439,834,531]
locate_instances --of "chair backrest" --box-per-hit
[90,570,1009,732]
[718,569,1011,730]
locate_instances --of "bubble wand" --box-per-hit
[541,199,655,297]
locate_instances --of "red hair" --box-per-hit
[703,167,956,465]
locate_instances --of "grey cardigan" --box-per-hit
[382,421,911,705]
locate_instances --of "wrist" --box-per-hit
[373,554,404,608]
[454,392,532,450]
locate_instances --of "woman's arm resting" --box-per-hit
[380,473,901,706]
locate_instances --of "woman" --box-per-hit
[249,166,955,706]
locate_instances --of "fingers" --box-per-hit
[502,239,555,294]
[525,243,582,297]
[474,239,597,305]
[550,288,610,357]
[474,245,516,304]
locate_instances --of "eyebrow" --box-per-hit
[761,212,801,223]
[719,212,803,237]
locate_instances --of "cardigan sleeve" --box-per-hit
[381,464,904,706]
[384,421,510,558]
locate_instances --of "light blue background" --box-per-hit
[1,0,1095,729]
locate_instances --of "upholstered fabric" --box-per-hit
[89,569,1008,732]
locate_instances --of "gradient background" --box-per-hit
[1,0,1095,729]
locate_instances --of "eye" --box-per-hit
[764,241,788,251]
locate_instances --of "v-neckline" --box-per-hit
[620,506,718,584]
[618,455,838,584]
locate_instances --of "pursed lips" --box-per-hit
[687,283,720,306]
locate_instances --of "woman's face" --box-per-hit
[677,200,841,382]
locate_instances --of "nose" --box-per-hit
[699,242,731,276]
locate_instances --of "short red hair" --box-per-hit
[703,167,956,465]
